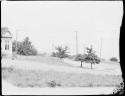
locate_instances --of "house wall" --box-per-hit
[1,37,12,56]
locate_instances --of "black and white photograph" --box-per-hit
[1,0,124,95]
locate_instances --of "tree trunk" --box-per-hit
[91,63,92,69]
[60,58,63,64]
[81,61,82,68]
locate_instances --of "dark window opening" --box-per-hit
[5,45,7,50]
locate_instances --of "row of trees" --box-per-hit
[51,45,119,69]
[75,45,100,69]
[12,37,118,68]
[51,45,100,69]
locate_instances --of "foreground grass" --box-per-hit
[2,66,123,88]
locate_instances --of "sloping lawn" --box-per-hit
[2,66,123,88]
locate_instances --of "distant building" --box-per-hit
[1,27,12,56]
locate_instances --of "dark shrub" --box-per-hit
[88,82,93,87]
[12,37,38,56]
[57,83,61,87]
[47,80,57,87]
[110,57,118,62]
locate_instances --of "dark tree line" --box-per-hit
[12,37,38,56]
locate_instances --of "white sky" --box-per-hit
[1,1,123,60]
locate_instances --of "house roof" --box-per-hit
[1,27,12,38]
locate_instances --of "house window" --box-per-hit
[5,40,9,50]
[5,44,7,50]
[7,40,9,50]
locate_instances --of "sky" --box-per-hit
[1,1,123,60]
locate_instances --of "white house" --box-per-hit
[1,27,12,56]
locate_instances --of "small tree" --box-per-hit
[52,46,69,62]
[12,40,17,52]
[74,54,84,67]
[110,57,118,62]
[12,40,21,52]
[83,45,100,69]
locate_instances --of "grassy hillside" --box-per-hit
[2,55,122,88]
[2,66,123,88]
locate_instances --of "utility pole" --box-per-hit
[83,45,85,54]
[75,31,78,55]
[16,29,18,54]
[52,44,54,52]
[100,38,102,59]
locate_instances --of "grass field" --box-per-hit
[2,55,123,88]
[2,66,123,88]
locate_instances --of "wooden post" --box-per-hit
[91,63,92,69]
[100,38,102,59]
[75,31,78,55]
[81,61,82,68]
[16,29,18,54]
